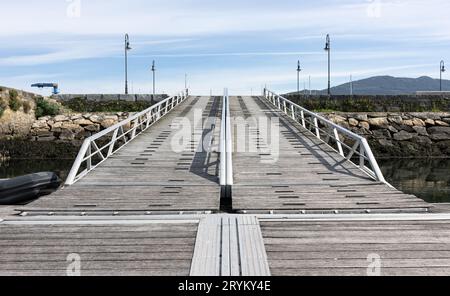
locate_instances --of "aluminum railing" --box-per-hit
[65,89,189,185]
[219,88,233,188]
[263,88,387,184]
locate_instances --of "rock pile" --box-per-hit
[30,113,132,142]
[323,112,450,156]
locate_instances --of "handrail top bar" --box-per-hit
[264,88,364,141]
[86,89,188,142]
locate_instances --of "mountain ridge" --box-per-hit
[289,75,450,95]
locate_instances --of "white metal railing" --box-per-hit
[219,88,233,187]
[65,89,189,185]
[263,88,387,184]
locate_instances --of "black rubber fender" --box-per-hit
[0,172,61,205]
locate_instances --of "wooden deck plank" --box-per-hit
[260,218,450,276]
[0,222,198,276]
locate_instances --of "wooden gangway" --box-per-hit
[1,89,449,276]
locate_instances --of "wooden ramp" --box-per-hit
[19,96,222,215]
[230,96,430,213]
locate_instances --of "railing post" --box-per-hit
[361,138,386,183]
[359,143,365,169]
[290,105,295,120]
[131,119,138,139]
[277,96,281,109]
[313,117,320,139]
[300,110,306,128]
[157,104,162,120]
[146,111,152,128]
[65,139,91,185]
[108,129,119,156]
[283,100,287,114]
[333,128,344,157]
[87,143,92,171]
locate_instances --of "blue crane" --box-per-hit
[31,83,60,95]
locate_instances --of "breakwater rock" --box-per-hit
[29,112,132,143]
[322,112,450,157]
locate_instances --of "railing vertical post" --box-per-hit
[277,96,281,109]
[87,143,92,171]
[283,100,287,114]
[157,104,162,120]
[300,110,306,128]
[146,112,151,128]
[131,119,138,139]
[313,117,320,139]
[359,143,365,169]
[290,105,295,120]
[333,128,344,157]
[108,129,119,156]
[361,138,386,183]
[65,139,91,185]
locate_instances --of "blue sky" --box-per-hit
[0,0,449,95]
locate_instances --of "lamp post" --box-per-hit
[297,60,302,94]
[324,34,331,96]
[440,60,446,92]
[151,60,156,104]
[124,34,132,95]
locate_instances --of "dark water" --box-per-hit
[379,158,450,203]
[0,159,73,181]
[1,158,449,203]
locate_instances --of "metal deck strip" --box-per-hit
[190,215,221,276]
[190,215,271,276]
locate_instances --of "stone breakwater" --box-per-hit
[322,112,450,157]
[29,112,133,143]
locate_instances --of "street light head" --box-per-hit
[297,61,301,72]
[324,34,330,51]
[441,61,446,72]
[125,34,132,51]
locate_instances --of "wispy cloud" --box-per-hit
[0,0,449,94]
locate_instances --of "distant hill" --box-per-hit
[289,76,450,95]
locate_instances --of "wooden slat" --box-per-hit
[261,218,450,276]
[0,222,198,276]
